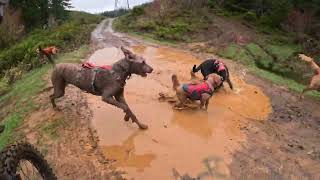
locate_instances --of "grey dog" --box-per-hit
[50,47,153,129]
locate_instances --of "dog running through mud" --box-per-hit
[50,47,153,129]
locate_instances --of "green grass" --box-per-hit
[0,65,49,148]
[217,43,319,98]
[0,45,92,149]
[218,44,255,65]
[245,43,273,69]
[265,44,300,61]
[113,9,212,43]
[250,66,320,98]
[55,45,91,63]
[41,117,66,140]
[0,11,102,76]
[0,10,100,109]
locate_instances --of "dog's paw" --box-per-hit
[139,124,148,130]
[124,114,130,121]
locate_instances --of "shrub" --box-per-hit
[136,19,157,32]
[132,6,145,17]
[243,11,258,23]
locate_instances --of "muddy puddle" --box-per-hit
[87,45,272,179]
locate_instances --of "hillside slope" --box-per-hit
[114,4,320,97]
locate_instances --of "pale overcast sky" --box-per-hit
[70,0,152,13]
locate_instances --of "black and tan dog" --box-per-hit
[171,72,222,110]
[50,47,153,129]
[193,59,233,90]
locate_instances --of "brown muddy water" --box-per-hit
[87,45,271,179]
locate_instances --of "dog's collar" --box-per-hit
[115,60,133,80]
[109,69,127,87]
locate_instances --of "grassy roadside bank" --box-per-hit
[0,11,103,95]
[0,45,91,149]
[113,7,319,98]
[0,11,101,149]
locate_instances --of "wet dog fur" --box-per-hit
[50,47,153,129]
[193,59,233,90]
[171,72,222,110]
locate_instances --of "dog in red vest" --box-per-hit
[36,46,59,65]
[171,72,222,110]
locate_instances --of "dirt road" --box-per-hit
[87,19,320,179]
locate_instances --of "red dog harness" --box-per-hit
[82,62,112,70]
[215,60,226,72]
[182,82,213,100]
[81,62,113,93]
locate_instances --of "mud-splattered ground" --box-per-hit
[20,18,320,180]
[86,19,320,179]
[87,45,271,179]
[229,75,320,179]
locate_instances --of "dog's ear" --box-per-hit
[121,46,135,60]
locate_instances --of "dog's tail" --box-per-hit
[172,74,180,91]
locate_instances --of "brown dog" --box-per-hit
[50,47,153,129]
[36,46,59,65]
[171,72,222,110]
[299,54,320,99]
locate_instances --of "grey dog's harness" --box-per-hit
[91,68,100,93]
[90,67,129,94]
